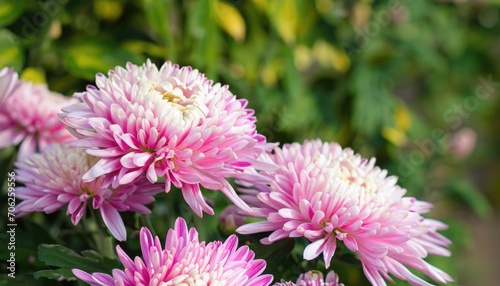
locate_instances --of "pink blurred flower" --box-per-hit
[448,127,477,158]
[237,140,453,286]
[219,205,247,234]
[0,70,77,159]
[60,60,266,217]
[15,143,163,241]
[0,67,18,102]
[274,270,344,286]
[73,217,273,286]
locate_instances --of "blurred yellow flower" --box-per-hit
[312,40,350,72]
[273,0,297,44]
[381,126,407,146]
[0,47,19,68]
[94,0,123,21]
[395,103,412,132]
[381,104,412,146]
[123,40,168,58]
[351,2,371,29]
[294,45,312,71]
[20,67,46,84]
[260,59,281,88]
[215,1,246,42]
[315,0,334,15]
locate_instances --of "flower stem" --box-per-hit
[89,207,105,254]
[140,214,157,237]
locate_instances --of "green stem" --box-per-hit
[139,214,156,237]
[89,207,105,255]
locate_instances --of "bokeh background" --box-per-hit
[0,0,499,285]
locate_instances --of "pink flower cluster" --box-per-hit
[60,60,266,217]
[15,143,163,241]
[274,270,344,286]
[0,67,77,159]
[73,217,273,286]
[237,140,453,286]
[3,61,454,286]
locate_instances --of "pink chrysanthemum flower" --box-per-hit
[60,60,266,216]
[15,143,163,241]
[73,217,273,286]
[0,67,18,102]
[0,70,77,159]
[237,140,453,286]
[274,270,344,286]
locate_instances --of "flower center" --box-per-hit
[161,88,191,112]
[338,160,376,195]
[149,79,208,118]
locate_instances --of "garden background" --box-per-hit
[0,0,499,285]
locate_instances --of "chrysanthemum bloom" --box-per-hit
[274,270,344,286]
[15,143,163,241]
[60,60,266,217]
[0,67,18,102]
[73,217,273,285]
[0,71,78,159]
[237,140,453,286]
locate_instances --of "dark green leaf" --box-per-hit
[0,29,24,70]
[446,179,492,218]
[33,268,76,281]
[37,244,120,274]
[351,64,394,136]
[62,38,146,80]
[0,2,24,27]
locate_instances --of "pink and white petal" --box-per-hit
[72,269,114,286]
[303,238,326,261]
[18,136,37,160]
[180,183,214,217]
[100,202,127,241]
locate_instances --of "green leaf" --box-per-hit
[0,29,24,70]
[142,0,175,60]
[62,38,146,80]
[446,179,492,218]
[187,0,221,78]
[351,64,394,136]
[142,0,168,40]
[37,244,120,274]
[0,2,24,27]
[33,268,76,281]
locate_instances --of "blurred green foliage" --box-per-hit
[1,0,499,285]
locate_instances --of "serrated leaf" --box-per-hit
[37,244,119,274]
[38,244,100,271]
[33,268,76,281]
[62,38,145,80]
